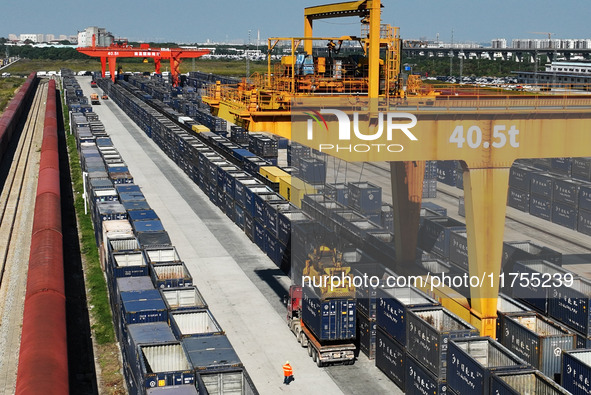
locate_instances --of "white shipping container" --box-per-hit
[145,247,181,264]
[161,287,207,310]
[171,310,223,336]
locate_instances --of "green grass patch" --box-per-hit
[5,58,267,78]
[0,77,26,114]
[61,87,115,345]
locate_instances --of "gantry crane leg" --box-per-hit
[462,165,510,337]
[391,161,509,337]
[170,56,181,87]
[108,57,117,82]
[100,57,107,79]
[390,161,426,270]
[155,58,161,75]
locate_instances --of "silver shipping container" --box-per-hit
[144,246,182,264]
[112,251,146,268]
[109,236,140,253]
[406,306,479,377]
[170,310,224,339]
[491,370,571,395]
[501,312,575,380]
[196,369,259,395]
[150,262,192,288]
[161,287,207,311]
[136,343,194,389]
[496,294,530,341]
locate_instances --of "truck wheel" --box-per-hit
[299,331,306,346]
[307,343,313,357]
[312,348,317,363]
[295,328,301,343]
[316,355,323,368]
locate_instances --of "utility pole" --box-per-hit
[246,30,251,79]
[449,29,454,77]
[459,51,463,82]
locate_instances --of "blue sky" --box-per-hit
[1,0,588,44]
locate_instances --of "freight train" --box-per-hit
[0,72,37,160]
[62,69,258,395]
[89,71,591,394]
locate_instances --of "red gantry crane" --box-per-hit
[77,35,210,86]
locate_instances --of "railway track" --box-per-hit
[0,80,47,393]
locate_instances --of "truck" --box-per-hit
[90,93,100,105]
[287,285,356,367]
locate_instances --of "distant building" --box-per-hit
[59,34,68,41]
[45,34,55,42]
[19,34,43,43]
[491,39,507,49]
[77,27,114,47]
[8,34,18,41]
[510,38,591,50]
[514,61,591,90]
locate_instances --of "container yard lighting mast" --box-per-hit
[77,35,210,86]
[203,0,591,338]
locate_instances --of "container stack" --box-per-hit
[373,287,439,392]
[405,307,479,394]
[298,157,326,185]
[436,160,458,187]
[249,134,278,166]
[561,349,591,395]
[347,182,382,224]
[447,337,530,395]
[230,125,249,145]
[500,312,576,381]
[423,160,438,198]
[287,142,312,168]
[418,216,466,261]
[67,73,259,395]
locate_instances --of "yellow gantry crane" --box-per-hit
[203,0,591,337]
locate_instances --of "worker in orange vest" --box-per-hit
[283,361,294,385]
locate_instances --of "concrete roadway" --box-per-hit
[78,76,402,395]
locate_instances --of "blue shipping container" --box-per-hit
[375,327,405,391]
[530,173,554,198]
[529,194,552,221]
[376,287,439,347]
[552,202,578,230]
[548,277,591,336]
[183,335,243,372]
[418,216,466,259]
[405,353,447,395]
[301,286,356,341]
[120,289,167,327]
[447,337,529,395]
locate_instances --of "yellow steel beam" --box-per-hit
[463,166,510,337]
[304,1,369,18]
[303,1,375,54]
[304,17,314,54]
[367,0,380,100]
